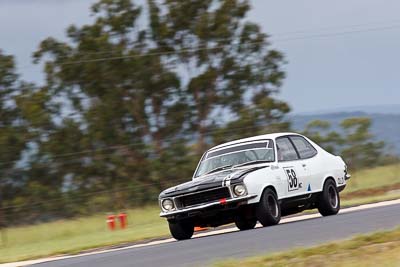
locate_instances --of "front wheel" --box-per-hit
[318,179,340,216]
[168,219,194,240]
[256,188,281,227]
[235,215,257,231]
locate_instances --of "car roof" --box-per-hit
[209,132,302,151]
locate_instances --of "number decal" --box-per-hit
[284,167,299,191]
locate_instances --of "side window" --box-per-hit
[276,137,299,162]
[290,136,317,159]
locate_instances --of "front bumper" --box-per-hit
[160,194,257,218]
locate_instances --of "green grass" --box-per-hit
[342,191,400,207]
[0,206,169,263]
[214,227,400,267]
[345,164,400,193]
[0,163,399,263]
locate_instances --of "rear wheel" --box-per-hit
[235,215,257,231]
[168,219,194,240]
[256,188,281,227]
[318,179,340,216]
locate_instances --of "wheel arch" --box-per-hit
[247,183,279,204]
[321,176,337,190]
[261,185,278,198]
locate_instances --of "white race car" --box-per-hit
[159,132,350,240]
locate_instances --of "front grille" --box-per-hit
[177,187,231,208]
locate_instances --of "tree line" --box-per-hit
[0,0,395,225]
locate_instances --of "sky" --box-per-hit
[0,0,399,114]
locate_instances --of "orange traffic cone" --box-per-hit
[194,226,207,232]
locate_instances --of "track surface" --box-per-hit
[34,203,400,267]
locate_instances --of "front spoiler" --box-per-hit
[160,194,257,218]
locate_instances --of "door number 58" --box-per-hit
[284,167,299,191]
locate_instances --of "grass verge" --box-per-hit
[0,206,169,263]
[344,164,400,193]
[342,191,400,207]
[214,227,400,267]
[0,163,399,263]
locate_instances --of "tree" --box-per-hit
[302,120,342,154]
[0,51,29,225]
[340,117,384,169]
[33,0,193,210]
[302,117,386,169]
[27,0,290,218]
[148,0,290,150]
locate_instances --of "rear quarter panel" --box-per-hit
[306,138,347,191]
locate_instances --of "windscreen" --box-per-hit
[194,140,275,178]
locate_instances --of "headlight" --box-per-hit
[161,199,174,211]
[233,184,247,197]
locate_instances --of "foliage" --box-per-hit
[0,51,30,226]
[303,117,389,169]
[0,0,289,223]
[340,117,385,169]
[302,120,341,153]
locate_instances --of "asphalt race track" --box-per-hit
[31,203,400,267]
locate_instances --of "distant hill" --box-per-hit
[289,111,400,155]
[295,104,400,116]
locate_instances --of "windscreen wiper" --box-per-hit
[234,160,271,168]
[204,165,232,175]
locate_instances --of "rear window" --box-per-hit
[290,136,317,159]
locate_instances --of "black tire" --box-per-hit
[318,179,340,216]
[168,220,194,240]
[235,215,257,231]
[256,188,281,227]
